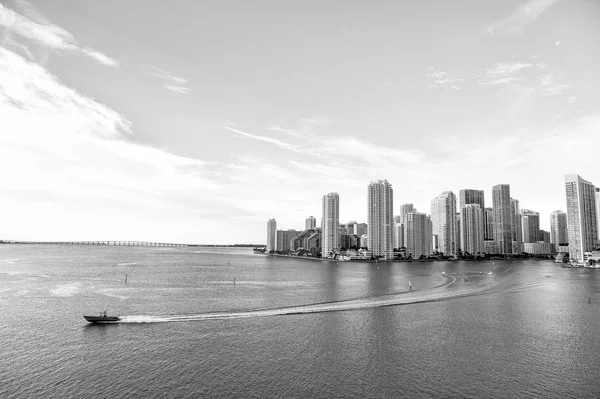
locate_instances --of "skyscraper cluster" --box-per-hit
[265,174,598,261]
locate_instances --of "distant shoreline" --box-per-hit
[261,253,555,263]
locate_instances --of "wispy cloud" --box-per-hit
[486,0,559,36]
[0,2,118,67]
[143,65,190,94]
[426,67,465,89]
[538,73,569,96]
[225,126,299,151]
[478,62,534,85]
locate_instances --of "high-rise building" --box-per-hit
[565,175,598,261]
[459,189,485,210]
[354,223,367,237]
[431,191,458,256]
[393,215,403,249]
[399,204,415,247]
[267,219,277,251]
[550,210,568,250]
[321,193,340,258]
[404,212,432,259]
[510,198,522,254]
[492,184,512,255]
[367,180,394,259]
[484,207,494,240]
[460,204,484,255]
[540,230,551,244]
[596,188,600,243]
[521,209,540,243]
[305,216,316,230]
[276,229,300,252]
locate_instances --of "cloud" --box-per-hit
[143,64,190,94]
[486,0,559,36]
[426,68,465,89]
[0,46,259,243]
[0,1,118,66]
[538,73,569,96]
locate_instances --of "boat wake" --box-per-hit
[118,270,510,324]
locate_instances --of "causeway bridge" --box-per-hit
[6,241,189,247]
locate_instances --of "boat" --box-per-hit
[84,311,120,323]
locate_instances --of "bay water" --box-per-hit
[2,245,600,398]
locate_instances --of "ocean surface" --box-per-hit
[2,245,600,398]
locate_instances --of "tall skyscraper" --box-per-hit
[431,191,458,256]
[521,209,540,243]
[550,210,568,250]
[305,216,316,230]
[459,189,485,210]
[399,203,415,247]
[367,180,394,259]
[510,198,522,254]
[393,215,403,248]
[404,212,432,259]
[321,193,340,258]
[267,219,277,251]
[484,207,494,240]
[460,204,484,255]
[565,174,598,261]
[596,188,600,243]
[492,184,512,255]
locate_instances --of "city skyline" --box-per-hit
[1,0,599,244]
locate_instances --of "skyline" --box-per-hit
[1,0,599,244]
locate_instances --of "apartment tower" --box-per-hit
[321,193,340,258]
[564,175,598,262]
[367,180,394,260]
[492,184,512,255]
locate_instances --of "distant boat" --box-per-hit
[84,311,120,323]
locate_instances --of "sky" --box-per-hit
[0,0,599,244]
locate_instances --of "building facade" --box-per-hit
[321,192,340,258]
[404,212,432,259]
[431,191,458,256]
[565,174,598,262]
[460,204,484,255]
[492,184,513,255]
[521,209,540,243]
[276,229,300,252]
[267,218,277,251]
[367,180,394,259]
[510,198,522,254]
[550,210,568,250]
[305,216,317,230]
[459,189,485,251]
[484,207,494,240]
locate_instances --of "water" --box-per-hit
[2,245,600,398]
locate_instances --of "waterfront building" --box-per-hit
[484,207,494,240]
[399,204,415,247]
[276,229,300,252]
[596,188,600,242]
[305,216,316,230]
[321,193,340,258]
[367,180,394,259]
[550,210,568,250]
[510,198,522,254]
[460,204,484,255]
[291,229,320,251]
[522,242,554,255]
[565,174,598,262]
[484,240,500,255]
[404,212,432,259]
[492,184,512,255]
[360,234,368,248]
[267,219,277,251]
[521,209,540,243]
[431,191,458,256]
[540,230,551,244]
[393,217,404,249]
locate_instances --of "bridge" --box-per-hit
[6,241,189,247]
